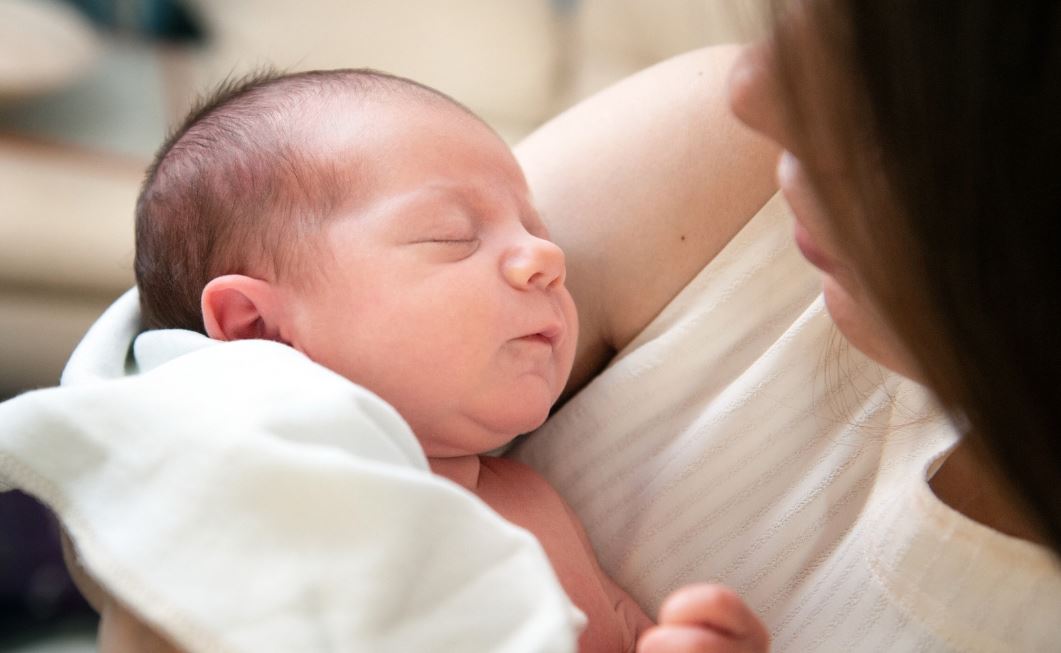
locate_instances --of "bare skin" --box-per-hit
[515,46,780,398]
[421,44,780,651]
[76,46,778,653]
[515,43,780,653]
[470,456,653,653]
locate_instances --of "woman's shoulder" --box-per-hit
[517,46,781,396]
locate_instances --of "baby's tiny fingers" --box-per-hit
[637,624,759,653]
[657,584,769,649]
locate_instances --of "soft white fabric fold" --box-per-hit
[0,289,582,652]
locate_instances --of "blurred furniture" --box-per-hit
[0,0,765,396]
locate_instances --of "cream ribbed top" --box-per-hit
[512,194,1061,652]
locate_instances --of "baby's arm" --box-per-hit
[549,490,651,652]
[600,570,656,646]
[637,585,770,653]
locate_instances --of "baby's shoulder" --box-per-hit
[475,456,575,523]
[478,456,559,494]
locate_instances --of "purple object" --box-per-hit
[0,490,95,637]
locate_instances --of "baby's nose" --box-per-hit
[502,236,566,291]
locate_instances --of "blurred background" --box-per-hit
[0,0,765,649]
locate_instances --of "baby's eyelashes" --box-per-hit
[420,238,477,244]
[413,238,481,259]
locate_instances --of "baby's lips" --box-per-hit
[514,322,563,348]
[537,322,563,345]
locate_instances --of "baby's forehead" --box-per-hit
[300,87,459,141]
[296,93,468,173]
[280,88,523,220]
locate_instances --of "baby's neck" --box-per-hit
[428,455,483,491]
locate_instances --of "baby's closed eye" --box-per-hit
[418,237,477,244]
[405,210,478,247]
[413,236,481,259]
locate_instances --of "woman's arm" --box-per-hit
[516,45,779,396]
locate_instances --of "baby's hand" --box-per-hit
[636,584,769,653]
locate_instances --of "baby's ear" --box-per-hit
[201,275,287,342]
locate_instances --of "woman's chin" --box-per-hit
[822,277,919,380]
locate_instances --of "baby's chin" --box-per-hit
[423,406,553,457]
[495,397,555,435]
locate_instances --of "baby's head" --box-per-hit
[136,69,578,456]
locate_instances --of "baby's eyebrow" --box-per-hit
[418,181,469,200]
[395,182,540,233]
[379,184,466,215]
[386,186,479,231]
[405,183,477,214]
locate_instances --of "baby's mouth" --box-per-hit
[519,333,553,346]
[517,323,563,347]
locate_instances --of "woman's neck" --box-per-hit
[428,454,483,491]
[929,440,1047,546]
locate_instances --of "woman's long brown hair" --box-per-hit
[770,0,1060,549]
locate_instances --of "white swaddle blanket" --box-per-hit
[0,290,582,652]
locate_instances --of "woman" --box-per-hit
[732,0,1061,550]
[514,1,1059,651]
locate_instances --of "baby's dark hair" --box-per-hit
[135,68,475,333]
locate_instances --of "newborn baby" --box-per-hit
[131,68,766,653]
